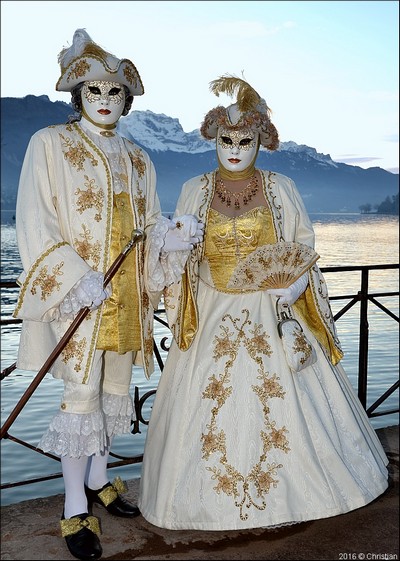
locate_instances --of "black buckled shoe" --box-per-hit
[85,476,140,518]
[60,512,102,561]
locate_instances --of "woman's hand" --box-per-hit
[266,272,308,306]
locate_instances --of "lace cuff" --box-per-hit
[58,270,109,321]
[147,216,190,291]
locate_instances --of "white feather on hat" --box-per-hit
[55,28,144,96]
[58,28,94,69]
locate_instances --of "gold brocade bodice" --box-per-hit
[96,192,141,353]
[204,206,277,292]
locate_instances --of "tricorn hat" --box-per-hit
[56,29,144,96]
[200,75,279,151]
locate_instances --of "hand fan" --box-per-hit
[226,241,320,290]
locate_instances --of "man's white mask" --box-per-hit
[81,80,126,127]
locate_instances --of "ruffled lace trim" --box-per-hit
[38,393,135,457]
[102,392,135,435]
[57,270,110,321]
[147,216,189,291]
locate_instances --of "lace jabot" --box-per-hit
[80,121,129,194]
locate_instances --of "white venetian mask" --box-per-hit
[81,80,126,127]
[216,127,259,173]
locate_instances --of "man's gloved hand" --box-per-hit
[266,272,308,307]
[162,215,204,253]
[59,270,111,320]
[75,270,111,309]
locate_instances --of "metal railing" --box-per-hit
[1,263,399,491]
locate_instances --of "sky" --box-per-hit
[1,0,399,173]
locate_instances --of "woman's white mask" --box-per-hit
[216,127,259,173]
[81,80,126,127]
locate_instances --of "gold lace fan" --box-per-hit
[227,242,320,290]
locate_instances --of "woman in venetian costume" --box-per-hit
[139,75,389,530]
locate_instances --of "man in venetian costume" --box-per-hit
[13,29,202,560]
[139,75,388,530]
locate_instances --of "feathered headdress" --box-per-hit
[200,74,279,151]
[209,75,262,113]
[55,28,144,96]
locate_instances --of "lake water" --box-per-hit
[1,210,399,506]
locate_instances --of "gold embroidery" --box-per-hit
[31,262,64,301]
[263,171,284,242]
[74,225,101,268]
[202,309,289,520]
[13,242,69,317]
[143,323,153,358]
[123,66,136,85]
[129,149,146,178]
[142,290,149,310]
[75,124,113,275]
[163,285,175,311]
[133,187,146,220]
[61,334,86,372]
[66,59,91,83]
[60,133,98,171]
[75,175,104,222]
[293,329,314,364]
[83,308,102,384]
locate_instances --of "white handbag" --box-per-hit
[276,300,317,372]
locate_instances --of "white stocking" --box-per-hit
[86,437,113,490]
[61,455,89,518]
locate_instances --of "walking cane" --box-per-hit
[0,228,144,440]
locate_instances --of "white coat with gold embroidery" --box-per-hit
[14,122,160,383]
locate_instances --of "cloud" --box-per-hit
[332,155,382,165]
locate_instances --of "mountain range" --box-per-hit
[1,95,398,214]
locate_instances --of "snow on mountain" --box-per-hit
[117,110,212,153]
[118,110,337,169]
[2,96,397,213]
[279,140,338,168]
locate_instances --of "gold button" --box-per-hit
[119,304,125,309]
[120,270,125,275]
[61,403,66,410]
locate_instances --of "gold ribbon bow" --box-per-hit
[60,515,101,537]
[98,476,127,507]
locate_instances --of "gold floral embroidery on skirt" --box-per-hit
[201,309,290,520]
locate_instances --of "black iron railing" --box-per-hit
[1,264,399,491]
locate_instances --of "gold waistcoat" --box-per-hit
[96,192,141,353]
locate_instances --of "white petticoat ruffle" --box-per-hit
[146,216,190,291]
[38,392,135,457]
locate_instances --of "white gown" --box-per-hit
[139,195,388,531]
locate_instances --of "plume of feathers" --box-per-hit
[209,74,261,113]
[58,28,111,69]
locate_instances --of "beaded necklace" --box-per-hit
[215,174,259,209]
